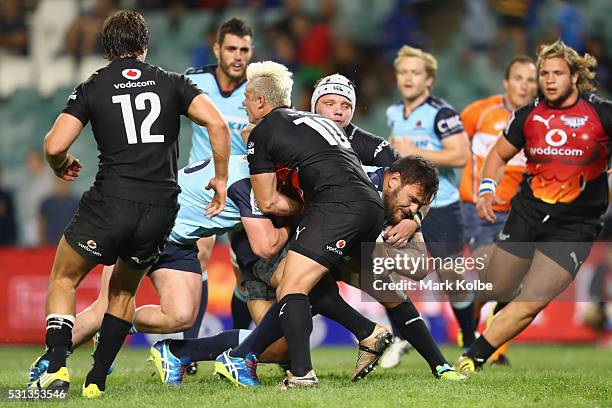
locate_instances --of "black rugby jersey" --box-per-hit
[247,108,381,205]
[345,122,400,167]
[63,57,202,206]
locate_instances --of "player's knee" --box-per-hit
[168,307,198,331]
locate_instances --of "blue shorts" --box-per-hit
[461,202,507,251]
[421,201,464,258]
[148,242,201,276]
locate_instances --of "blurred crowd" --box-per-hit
[1,0,612,247]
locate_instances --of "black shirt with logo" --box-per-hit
[247,108,381,205]
[345,123,400,167]
[63,57,202,206]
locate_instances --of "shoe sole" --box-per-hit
[279,380,319,390]
[352,331,394,381]
[148,347,173,384]
[213,361,249,387]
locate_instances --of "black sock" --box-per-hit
[233,302,283,358]
[231,289,252,329]
[493,302,508,315]
[170,329,243,361]
[466,335,497,364]
[451,303,476,348]
[387,308,406,340]
[310,274,375,341]
[45,315,74,373]
[279,294,312,377]
[386,301,447,372]
[85,313,131,391]
[183,280,208,338]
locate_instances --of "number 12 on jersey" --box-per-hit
[293,116,351,148]
[113,92,164,144]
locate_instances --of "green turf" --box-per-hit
[1,344,610,407]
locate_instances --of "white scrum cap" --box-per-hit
[310,73,356,121]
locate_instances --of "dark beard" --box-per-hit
[383,189,402,225]
[544,85,575,107]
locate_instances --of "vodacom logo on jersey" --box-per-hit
[529,127,584,157]
[122,68,141,80]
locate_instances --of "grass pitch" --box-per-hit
[1,344,610,407]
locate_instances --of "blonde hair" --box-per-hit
[537,40,598,93]
[246,61,293,108]
[394,45,438,79]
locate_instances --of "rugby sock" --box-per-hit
[182,279,208,338]
[231,286,252,329]
[45,314,75,373]
[278,293,313,377]
[451,302,476,348]
[387,308,407,340]
[310,274,376,341]
[232,302,283,358]
[85,313,131,391]
[386,301,447,372]
[465,334,496,365]
[170,329,250,361]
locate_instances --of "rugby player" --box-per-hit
[241,60,389,388]
[153,157,463,385]
[309,74,459,374]
[28,155,288,385]
[310,73,425,247]
[458,55,537,362]
[28,11,230,398]
[185,18,255,340]
[386,45,475,350]
[456,41,612,372]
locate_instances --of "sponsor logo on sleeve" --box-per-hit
[436,114,462,134]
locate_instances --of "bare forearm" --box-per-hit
[209,123,230,180]
[44,135,69,172]
[269,226,290,254]
[481,149,507,183]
